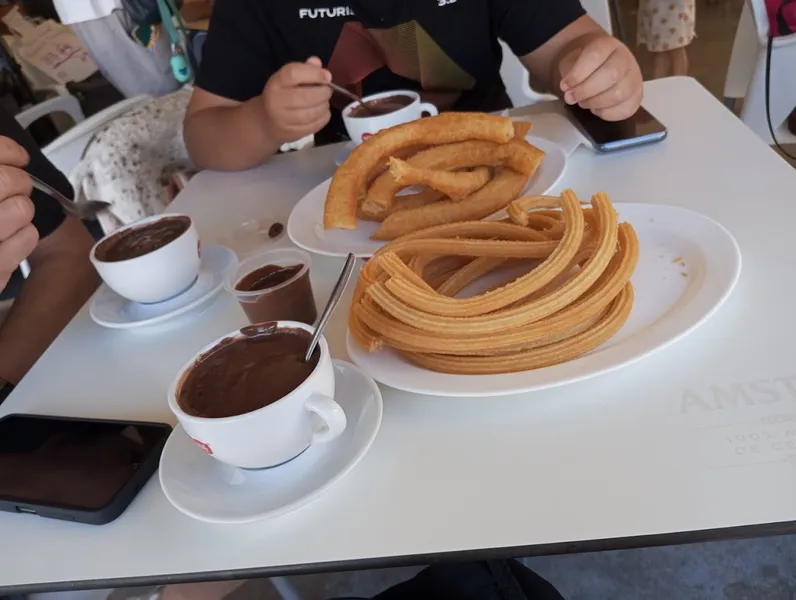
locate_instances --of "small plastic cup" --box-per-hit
[225,247,317,325]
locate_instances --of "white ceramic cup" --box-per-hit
[343,90,438,146]
[90,214,201,304]
[168,321,346,469]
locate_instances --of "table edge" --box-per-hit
[5,520,796,595]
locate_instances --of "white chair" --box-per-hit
[4,36,87,131]
[581,0,614,35]
[500,0,615,108]
[42,94,153,175]
[14,89,86,130]
[723,0,796,145]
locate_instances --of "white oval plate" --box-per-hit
[288,136,568,258]
[346,203,742,397]
[89,245,237,330]
[159,361,382,524]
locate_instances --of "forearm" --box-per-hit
[0,255,98,383]
[0,219,99,384]
[184,97,283,171]
[520,16,607,94]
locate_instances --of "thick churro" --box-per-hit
[363,141,504,216]
[389,159,492,200]
[324,113,515,230]
[362,136,544,217]
[372,168,529,240]
[348,190,638,375]
[358,188,445,221]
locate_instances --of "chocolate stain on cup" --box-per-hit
[95,216,191,262]
[348,94,414,118]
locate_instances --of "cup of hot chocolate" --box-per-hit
[90,214,200,304]
[342,90,438,146]
[225,247,318,326]
[168,321,346,469]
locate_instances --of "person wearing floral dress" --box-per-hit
[637,0,696,79]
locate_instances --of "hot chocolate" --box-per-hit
[95,216,191,262]
[177,327,320,419]
[234,263,317,325]
[349,94,414,118]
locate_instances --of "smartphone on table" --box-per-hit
[0,414,171,525]
[566,104,668,152]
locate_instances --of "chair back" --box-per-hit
[42,94,152,175]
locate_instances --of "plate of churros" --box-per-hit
[345,194,741,397]
[288,112,567,258]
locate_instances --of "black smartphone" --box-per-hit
[566,104,668,153]
[0,414,171,525]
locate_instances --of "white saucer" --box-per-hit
[159,360,383,524]
[89,245,237,330]
[334,141,355,166]
[348,203,741,397]
[288,135,569,258]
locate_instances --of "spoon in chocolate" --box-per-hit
[304,253,357,363]
[301,81,377,116]
[326,83,378,115]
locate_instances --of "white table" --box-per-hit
[4,77,796,594]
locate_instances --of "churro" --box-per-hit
[389,159,492,200]
[362,136,544,217]
[372,168,529,240]
[324,113,516,230]
[363,141,504,216]
[348,190,638,375]
[358,188,445,221]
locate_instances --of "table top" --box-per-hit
[4,77,796,594]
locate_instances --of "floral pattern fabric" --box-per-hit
[637,0,696,52]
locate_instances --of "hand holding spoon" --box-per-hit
[304,253,357,362]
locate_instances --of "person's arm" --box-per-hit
[493,0,642,122]
[183,0,332,170]
[519,16,643,121]
[0,138,39,292]
[184,58,332,171]
[0,216,99,384]
[184,89,283,171]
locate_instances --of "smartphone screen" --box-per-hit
[0,415,170,512]
[566,104,667,151]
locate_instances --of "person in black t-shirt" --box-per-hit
[0,108,99,403]
[184,0,643,170]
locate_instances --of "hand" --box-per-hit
[0,137,36,292]
[262,56,333,144]
[559,35,643,121]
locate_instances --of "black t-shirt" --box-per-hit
[0,107,71,300]
[197,0,585,145]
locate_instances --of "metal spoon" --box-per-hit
[28,172,111,220]
[304,253,357,363]
[320,82,378,116]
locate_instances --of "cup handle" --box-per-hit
[305,393,347,443]
[419,102,438,117]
